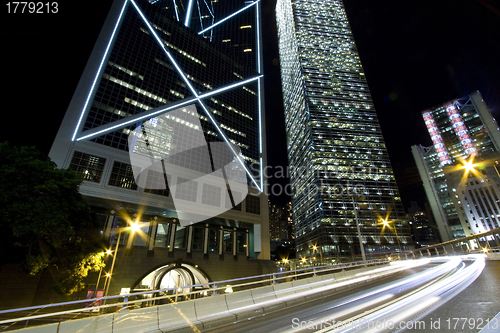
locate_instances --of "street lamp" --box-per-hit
[94,250,112,292]
[381,219,401,257]
[103,221,140,302]
[312,245,323,263]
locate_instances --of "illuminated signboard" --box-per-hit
[446,103,477,157]
[423,111,451,166]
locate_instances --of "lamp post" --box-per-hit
[352,197,367,266]
[381,219,402,257]
[103,231,122,303]
[312,245,323,264]
[96,249,112,291]
[103,221,140,303]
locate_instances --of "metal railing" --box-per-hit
[0,258,389,330]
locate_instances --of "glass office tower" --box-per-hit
[276,0,411,259]
[49,0,270,260]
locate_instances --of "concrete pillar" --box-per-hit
[148,219,158,252]
[435,248,439,256]
[219,226,224,255]
[168,222,176,253]
[233,228,237,256]
[203,224,209,255]
[245,229,250,257]
[475,238,481,250]
[427,249,431,257]
[442,245,448,254]
[104,212,115,239]
[187,226,194,254]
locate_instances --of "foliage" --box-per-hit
[0,142,105,295]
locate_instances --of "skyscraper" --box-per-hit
[275,0,411,259]
[412,91,500,241]
[49,0,270,285]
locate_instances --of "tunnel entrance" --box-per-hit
[134,263,210,300]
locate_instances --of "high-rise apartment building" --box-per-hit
[412,91,500,241]
[269,201,294,240]
[48,0,269,289]
[275,0,411,259]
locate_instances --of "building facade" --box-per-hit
[275,0,411,260]
[412,91,500,241]
[407,202,441,248]
[269,201,294,241]
[48,0,271,295]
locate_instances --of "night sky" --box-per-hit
[2,0,500,211]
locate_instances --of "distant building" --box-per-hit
[407,202,441,248]
[412,91,500,241]
[276,0,412,259]
[269,201,294,240]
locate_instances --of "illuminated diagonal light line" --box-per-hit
[76,76,261,141]
[196,95,262,191]
[76,98,197,141]
[172,0,179,22]
[71,0,128,142]
[203,0,214,18]
[199,75,262,99]
[184,0,194,27]
[197,1,203,31]
[130,1,199,96]
[130,0,262,191]
[202,0,215,41]
[197,0,260,35]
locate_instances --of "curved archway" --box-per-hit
[134,263,210,295]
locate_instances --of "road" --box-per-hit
[203,255,490,333]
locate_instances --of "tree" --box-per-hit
[0,142,105,295]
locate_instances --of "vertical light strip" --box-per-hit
[256,1,262,74]
[130,0,262,191]
[71,0,128,141]
[258,78,263,188]
[197,0,260,35]
[256,1,263,188]
[184,0,194,27]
